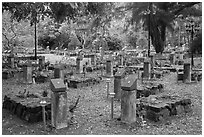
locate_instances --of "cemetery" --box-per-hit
[2,2,202,135]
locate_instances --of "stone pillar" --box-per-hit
[183,63,191,83]
[50,79,68,129]
[169,53,175,65]
[54,66,64,79]
[119,55,124,66]
[76,57,83,73]
[143,61,151,79]
[90,54,96,66]
[106,59,113,77]
[39,56,45,69]
[114,68,126,100]
[150,55,155,70]
[121,74,137,124]
[8,54,15,69]
[179,53,184,60]
[23,62,32,84]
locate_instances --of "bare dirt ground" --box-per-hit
[2,58,202,135]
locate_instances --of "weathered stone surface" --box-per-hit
[121,90,136,123]
[121,74,137,91]
[3,94,51,123]
[51,91,68,129]
[143,61,151,79]
[50,79,66,92]
[106,60,113,77]
[68,76,101,88]
[183,63,191,83]
[136,95,192,122]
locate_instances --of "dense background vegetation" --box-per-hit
[2,2,202,54]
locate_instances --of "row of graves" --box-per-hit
[2,51,103,128]
[2,50,201,131]
[106,51,201,124]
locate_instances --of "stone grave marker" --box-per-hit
[39,56,45,69]
[106,58,113,77]
[8,53,15,68]
[150,55,155,70]
[183,63,191,83]
[114,68,126,100]
[50,79,68,129]
[169,52,175,65]
[121,74,137,124]
[23,62,32,84]
[143,61,151,79]
[76,56,83,73]
[54,66,64,79]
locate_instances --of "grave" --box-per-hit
[121,74,137,123]
[68,75,101,88]
[150,55,155,70]
[3,91,51,123]
[76,57,83,73]
[136,95,192,122]
[169,53,175,65]
[183,63,191,83]
[8,53,15,68]
[177,71,202,82]
[106,58,113,77]
[114,68,126,100]
[119,54,124,66]
[54,66,64,79]
[39,56,45,69]
[143,61,151,79]
[23,62,33,84]
[50,79,68,129]
[136,81,164,98]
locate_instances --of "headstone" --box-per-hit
[114,68,126,100]
[23,62,32,84]
[50,79,68,129]
[169,53,175,65]
[8,54,15,68]
[39,56,45,69]
[183,63,191,83]
[150,55,155,70]
[121,74,137,123]
[143,61,151,79]
[54,66,64,79]
[90,54,96,66]
[178,53,184,60]
[106,59,113,77]
[119,54,124,66]
[76,57,83,73]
